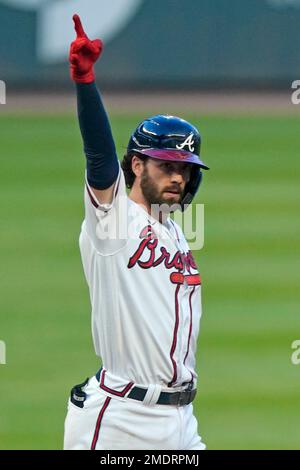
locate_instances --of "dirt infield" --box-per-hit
[1,90,299,115]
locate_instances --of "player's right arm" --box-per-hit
[69,14,119,205]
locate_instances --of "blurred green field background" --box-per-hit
[0,112,300,450]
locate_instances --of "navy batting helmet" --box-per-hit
[127,115,209,209]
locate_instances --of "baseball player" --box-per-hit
[63,14,209,450]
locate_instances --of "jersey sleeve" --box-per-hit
[82,164,129,255]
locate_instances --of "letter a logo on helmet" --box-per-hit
[176,134,195,152]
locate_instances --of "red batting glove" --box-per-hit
[69,14,103,83]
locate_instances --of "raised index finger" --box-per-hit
[73,14,87,38]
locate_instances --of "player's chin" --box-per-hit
[160,192,182,207]
[164,191,181,200]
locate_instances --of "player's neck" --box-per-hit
[129,188,169,225]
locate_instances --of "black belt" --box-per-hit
[128,385,196,407]
[96,369,196,407]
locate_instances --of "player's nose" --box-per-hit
[170,171,184,185]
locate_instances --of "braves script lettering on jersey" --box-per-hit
[63,167,206,450]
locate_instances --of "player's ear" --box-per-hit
[131,155,145,178]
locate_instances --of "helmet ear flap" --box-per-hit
[181,167,202,211]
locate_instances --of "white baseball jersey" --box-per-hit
[79,165,203,390]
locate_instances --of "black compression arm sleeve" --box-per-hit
[76,82,119,190]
